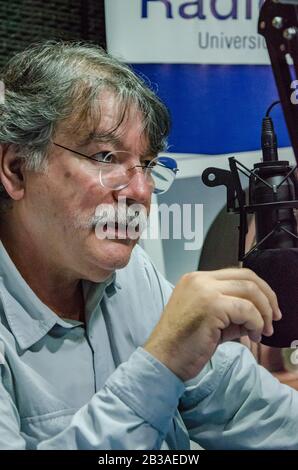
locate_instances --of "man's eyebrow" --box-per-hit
[80,132,123,148]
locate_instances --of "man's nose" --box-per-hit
[115,168,153,204]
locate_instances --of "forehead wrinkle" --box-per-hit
[89,132,122,147]
[79,127,129,147]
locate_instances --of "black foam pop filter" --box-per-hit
[243,248,298,348]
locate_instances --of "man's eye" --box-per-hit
[144,159,156,168]
[92,152,114,163]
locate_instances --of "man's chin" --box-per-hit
[89,236,137,273]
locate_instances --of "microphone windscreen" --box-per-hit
[243,248,298,348]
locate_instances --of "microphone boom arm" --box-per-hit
[259,0,298,164]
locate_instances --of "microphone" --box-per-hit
[202,101,298,347]
[251,104,297,251]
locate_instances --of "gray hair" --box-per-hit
[0,40,171,209]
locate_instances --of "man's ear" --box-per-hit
[0,144,25,201]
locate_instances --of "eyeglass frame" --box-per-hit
[52,142,179,192]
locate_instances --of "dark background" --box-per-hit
[0,0,106,67]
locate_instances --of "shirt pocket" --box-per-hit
[20,407,77,449]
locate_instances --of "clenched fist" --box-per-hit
[144,268,282,381]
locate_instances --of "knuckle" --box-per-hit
[180,272,208,292]
[242,267,255,278]
[246,300,258,316]
[260,286,277,310]
[256,316,265,331]
[261,279,275,297]
[180,272,197,283]
[262,279,276,297]
[244,268,261,284]
[244,298,261,318]
[231,298,242,312]
[262,305,272,319]
[234,298,252,315]
[183,271,210,285]
[244,280,256,294]
[225,267,240,276]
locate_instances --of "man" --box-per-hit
[0,41,297,450]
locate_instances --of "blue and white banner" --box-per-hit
[105,0,268,65]
[104,0,292,279]
[105,0,290,155]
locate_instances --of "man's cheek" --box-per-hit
[79,183,110,210]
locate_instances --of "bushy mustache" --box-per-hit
[93,203,148,229]
[73,202,148,237]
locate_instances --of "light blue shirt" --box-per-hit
[0,240,298,450]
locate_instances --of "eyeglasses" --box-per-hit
[53,142,179,194]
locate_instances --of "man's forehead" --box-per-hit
[80,131,122,147]
[96,93,143,128]
[58,92,152,154]
[83,130,152,157]
[79,110,151,154]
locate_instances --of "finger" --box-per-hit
[220,324,254,343]
[214,295,265,341]
[212,268,281,321]
[247,330,263,343]
[218,280,274,336]
[242,270,281,322]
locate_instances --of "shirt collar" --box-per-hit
[0,241,119,350]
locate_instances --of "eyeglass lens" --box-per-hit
[98,151,177,194]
